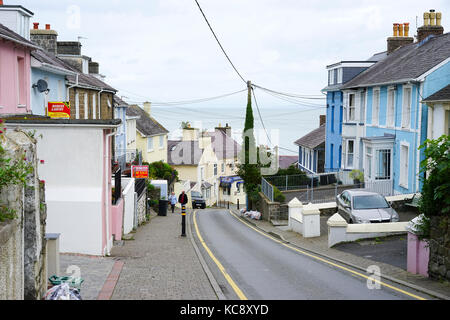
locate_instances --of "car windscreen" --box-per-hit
[353,195,389,210]
[191,192,202,198]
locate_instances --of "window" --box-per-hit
[84,93,88,119]
[346,140,354,168]
[159,135,164,149]
[339,106,343,134]
[214,164,217,176]
[372,89,380,125]
[387,88,395,128]
[402,87,412,129]
[360,91,366,123]
[348,93,356,121]
[147,137,154,152]
[400,144,409,188]
[17,57,26,107]
[92,94,96,120]
[328,70,335,85]
[365,147,372,179]
[337,68,343,84]
[353,195,389,210]
[330,144,334,169]
[75,92,80,119]
[331,105,335,132]
[221,163,225,173]
[376,149,391,180]
[200,167,204,180]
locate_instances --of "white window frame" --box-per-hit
[75,92,80,119]
[147,136,154,152]
[213,164,217,176]
[221,163,225,173]
[92,94,96,120]
[399,142,409,189]
[365,147,372,179]
[348,93,356,122]
[402,86,412,129]
[346,140,355,169]
[337,68,343,84]
[386,87,396,128]
[372,88,380,126]
[159,135,164,149]
[375,149,392,180]
[84,93,88,119]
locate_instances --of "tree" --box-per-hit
[236,83,262,209]
[418,134,450,217]
[143,161,179,185]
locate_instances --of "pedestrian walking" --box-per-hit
[178,191,188,207]
[168,192,177,213]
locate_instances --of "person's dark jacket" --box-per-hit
[178,193,188,205]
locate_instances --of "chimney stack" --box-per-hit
[417,9,444,43]
[215,123,232,137]
[387,22,414,54]
[143,102,151,117]
[30,23,58,55]
[320,115,326,126]
[89,61,99,74]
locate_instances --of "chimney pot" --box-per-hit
[33,22,39,30]
[436,12,442,26]
[404,22,410,37]
[424,12,430,26]
[430,10,436,25]
[398,23,404,37]
[45,24,51,30]
[393,23,399,36]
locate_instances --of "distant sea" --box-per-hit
[152,105,325,156]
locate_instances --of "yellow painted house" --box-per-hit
[126,102,169,164]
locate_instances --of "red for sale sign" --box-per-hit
[48,102,71,119]
[131,165,149,179]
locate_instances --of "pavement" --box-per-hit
[109,208,218,300]
[231,207,450,300]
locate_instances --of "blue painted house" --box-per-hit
[341,26,450,195]
[321,59,381,173]
[30,49,76,116]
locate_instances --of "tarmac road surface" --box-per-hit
[191,209,433,300]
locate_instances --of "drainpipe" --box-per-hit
[105,128,117,255]
[67,74,79,104]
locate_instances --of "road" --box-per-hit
[191,209,432,300]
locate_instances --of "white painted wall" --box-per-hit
[122,178,135,235]
[11,125,107,256]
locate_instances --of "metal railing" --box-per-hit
[261,177,274,202]
[114,149,142,171]
[113,169,122,205]
[263,171,395,205]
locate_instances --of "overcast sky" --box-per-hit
[19,0,450,109]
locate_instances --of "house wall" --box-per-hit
[121,178,136,235]
[126,118,137,151]
[114,106,127,155]
[68,88,114,120]
[6,125,108,256]
[137,133,168,163]
[364,83,421,194]
[325,91,343,172]
[0,41,31,114]
[31,68,67,116]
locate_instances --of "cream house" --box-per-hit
[169,124,245,208]
[126,102,169,164]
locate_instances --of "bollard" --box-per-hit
[227,201,230,209]
[181,205,186,237]
[237,199,240,210]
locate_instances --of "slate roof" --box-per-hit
[205,130,241,160]
[279,156,298,169]
[113,95,129,107]
[422,84,450,102]
[31,49,76,74]
[0,23,39,49]
[167,140,203,166]
[342,33,450,89]
[126,105,169,137]
[294,125,326,149]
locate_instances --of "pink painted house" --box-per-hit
[0,23,38,114]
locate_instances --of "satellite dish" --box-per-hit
[33,79,49,93]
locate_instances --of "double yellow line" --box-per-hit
[193,209,427,301]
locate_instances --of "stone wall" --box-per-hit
[0,185,24,300]
[137,191,147,226]
[258,192,281,221]
[0,129,47,300]
[428,216,450,281]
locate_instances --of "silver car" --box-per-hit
[336,190,399,224]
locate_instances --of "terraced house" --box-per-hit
[340,10,450,195]
[30,24,117,120]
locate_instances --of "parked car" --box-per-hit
[336,190,399,224]
[191,191,206,209]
